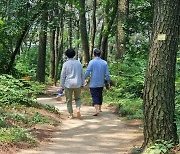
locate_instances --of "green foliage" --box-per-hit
[0,74,58,113]
[0,99,59,146]
[129,0,153,34]
[144,140,173,154]
[0,104,58,128]
[15,46,38,78]
[0,74,44,106]
[106,60,145,99]
[104,59,145,119]
[30,112,51,124]
[0,19,11,73]
[118,98,143,119]
[0,127,35,144]
[0,116,6,127]
[8,113,29,125]
[43,104,59,114]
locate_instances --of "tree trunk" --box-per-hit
[79,0,90,65]
[100,34,108,61]
[75,19,80,59]
[115,0,128,61]
[5,11,40,73]
[68,4,73,48]
[89,0,97,59]
[98,23,104,50]
[36,5,48,83]
[100,0,118,61]
[54,8,64,85]
[5,26,29,73]
[49,29,55,79]
[142,0,180,149]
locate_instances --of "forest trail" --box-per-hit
[17,86,143,154]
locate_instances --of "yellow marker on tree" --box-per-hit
[157,34,166,40]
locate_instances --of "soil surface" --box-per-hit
[17,86,143,154]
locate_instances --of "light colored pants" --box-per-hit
[65,87,81,113]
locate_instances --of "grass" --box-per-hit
[0,75,61,150]
[0,103,60,149]
[0,127,35,144]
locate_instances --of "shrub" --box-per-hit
[0,127,35,144]
[0,74,44,106]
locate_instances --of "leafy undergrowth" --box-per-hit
[0,75,61,153]
[0,105,61,153]
[103,61,145,120]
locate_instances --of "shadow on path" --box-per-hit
[17,86,143,154]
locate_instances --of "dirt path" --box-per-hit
[17,86,143,154]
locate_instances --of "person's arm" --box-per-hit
[105,64,111,89]
[84,62,92,79]
[60,64,66,91]
[81,65,85,86]
[105,64,110,84]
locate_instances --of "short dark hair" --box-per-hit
[65,49,75,58]
[93,48,101,57]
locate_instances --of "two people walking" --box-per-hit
[59,48,110,119]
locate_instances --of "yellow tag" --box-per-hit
[157,34,166,40]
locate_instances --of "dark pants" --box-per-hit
[90,87,103,106]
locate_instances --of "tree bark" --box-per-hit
[68,3,73,48]
[49,29,56,79]
[89,0,97,59]
[79,0,90,64]
[98,23,104,50]
[142,0,180,149]
[115,0,128,61]
[54,8,64,85]
[100,0,118,61]
[5,26,29,73]
[75,19,80,59]
[36,4,48,83]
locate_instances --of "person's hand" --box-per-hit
[108,84,111,89]
[59,88,63,93]
[106,83,111,90]
[83,80,88,86]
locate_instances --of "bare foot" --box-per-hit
[77,111,81,119]
[68,115,74,119]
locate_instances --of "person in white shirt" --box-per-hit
[59,49,85,119]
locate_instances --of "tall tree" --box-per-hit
[142,0,180,150]
[78,0,90,64]
[98,23,104,50]
[49,29,56,79]
[100,0,118,61]
[75,19,80,59]
[5,1,40,73]
[68,3,73,48]
[115,0,128,60]
[54,6,65,85]
[36,3,48,83]
[89,0,97,59]
[49,0,56,80]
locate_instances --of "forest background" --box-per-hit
[0,0,180,153]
